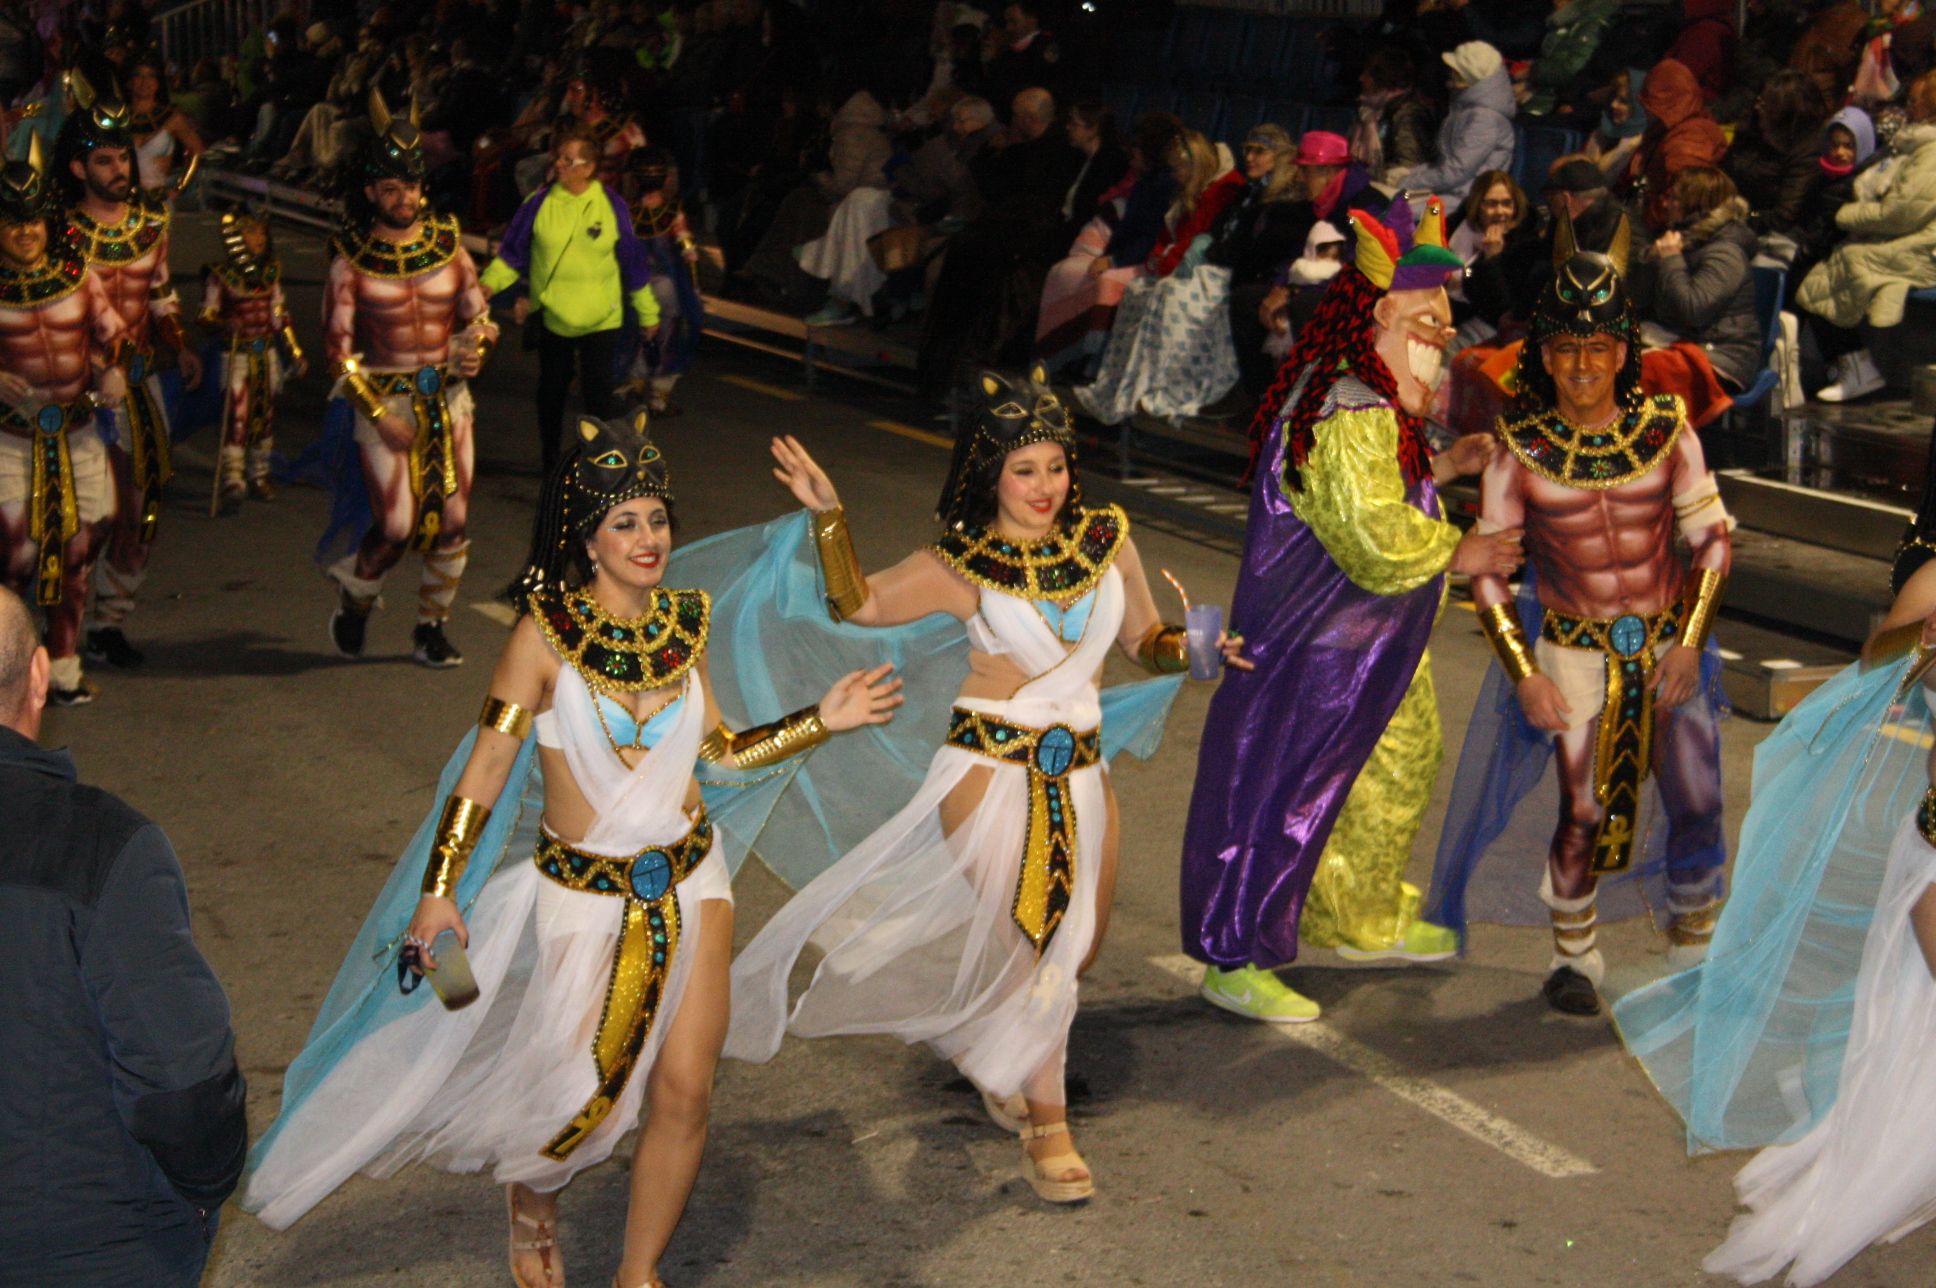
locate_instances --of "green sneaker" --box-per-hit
[1199,964,1321,1023]
[1333,919,1460,963]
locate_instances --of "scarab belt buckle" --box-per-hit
[1608,614,1649,659]
[414,365,443,396]
[1035,724,1078,777]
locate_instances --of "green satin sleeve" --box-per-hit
[1285,405,1461,597]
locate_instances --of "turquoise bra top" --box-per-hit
[1034,588,1096,643]
[599,692,685,748]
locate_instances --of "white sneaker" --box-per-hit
[1817,349,1885,402]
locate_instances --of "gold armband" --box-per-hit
[196,306,221,330]
[1477,602,1539,684]
[696,706,830,768]
[421,795,491,899]
[1137,623,1189,674]
[478,695,532,739]
[1678,568,1726,651]
[174,151,200,195]
[279,324,305,364]
[811,506,870,622]
[334,355,389,421]
[1866,620,1925,669]
[469,326,497,368]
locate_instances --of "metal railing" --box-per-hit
[154,0,287,72]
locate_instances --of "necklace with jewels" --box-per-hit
[531,586,709,697]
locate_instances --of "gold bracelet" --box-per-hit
[196,307,221,330]
[478,695,532,740]
[1477,602,1539,684]
[334,355,389,422]
[279,324,305,364]
[470,326,497,368]
[1866,619,1925,668]
[421,795,491,899]
[811,506,871,622]
[1678,568,1727,650]
[697,706,830,768]
[1137,623,1189,674]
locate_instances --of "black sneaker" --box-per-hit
[412,620,463,668]
[84,627,144,669]
[49,677,99,706]
[1541,966,1602,1017]
[330,594,370,658]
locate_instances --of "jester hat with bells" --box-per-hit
[1247,197,1462,490]
[935,366,1081,532]
[0,134,57,228]
[508,409,672,611]
[1512,205,1643,412]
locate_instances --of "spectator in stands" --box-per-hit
[1034,113,1190,374]
[1666,0,1738,102]
[1058,100,1131,248]
[903,21,988,129]
[1782,105,1877,302]
[1400,41,1515,214]
[271,20,386,185]
[1799,70,1936,401]
[915,87,1089,393]
[982,0,1060,117]
[1631,166,1760,391]
[1725,69,1832,235]
[123,46,203,196]
[1518,0,1622,118]
[1074,124,1291,424]
[1791,1,1870,109]
[481,125,661,475]
[1629,57,1729,231]
[240,18,333,169]
[736,86,892,311]
[172,58,236,143]
[0,586,248,1287]
[1585,68,1648,181]
[1350,45,1437,188]
[1215,127,1336,402]
[1451,168,1539,336]
[798,94,996,325]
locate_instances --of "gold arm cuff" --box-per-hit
[1867,620,1925,668]
[175,151,201,195]
[279,324,305,363]
[153,312,188,353]
[811,506,870,621]
[478,696,533,740]
[421,794,491,899]
[698,706,830,768]
[196,307,221,329]
[470,328,497,368]
[1678,568,1726,650]
[334,356,389,421]
[1477,602,1539,684]
[1137,623,1189,674]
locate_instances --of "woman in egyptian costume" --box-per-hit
[241,411,902,1288]
[1610,436,1936,1285]
[719,369,1244,1203]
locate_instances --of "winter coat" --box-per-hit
[1151,169,1245,277]
[1207,191,1316,287]
[1665,0,1737,101]
[1524,0,1621,116]
[1799,122,1936,328]
[1723,123,1821,234]
[1458,216,1544,326]
[1401,64,1516,203]
[1632,59,1728,229]
[813,92,892,200]
[1636,196,1761,389]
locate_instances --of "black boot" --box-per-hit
[84,627,144,669]
[330,591,370,659]
[1541,966,1601,1016]
[412,620,463,668]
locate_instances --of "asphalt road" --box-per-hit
[45,213,1928,1287]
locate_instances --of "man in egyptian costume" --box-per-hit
[198,209,306,514]
[56,66,200,671]
[1427,212,1733,1017]
[0,136,127,704]
[320,90,498,668]
[1177,199,1519,1023]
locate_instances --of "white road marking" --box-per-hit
[1148,953,1599,1180]
[471,601,517,628]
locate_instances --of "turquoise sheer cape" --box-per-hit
[1610,655,1931,1153]
[246,511,1183,1180]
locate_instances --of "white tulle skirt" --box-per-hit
[246,848,730,1229]
[727,700,1108,1100]
[1704,814,1936,1286]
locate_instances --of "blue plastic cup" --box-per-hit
[1186,604,1224,680]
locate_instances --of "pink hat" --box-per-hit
[1294,131,1350,167]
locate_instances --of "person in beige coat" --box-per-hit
[1798,72,1936,401]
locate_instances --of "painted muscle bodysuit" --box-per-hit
[68,190,185,629]
[200,243,302,505]
[0,246,127,686]
[323,213,493,626]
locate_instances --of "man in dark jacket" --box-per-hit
[0,586,247,1287]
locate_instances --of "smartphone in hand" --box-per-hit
[426,928,480,1010]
